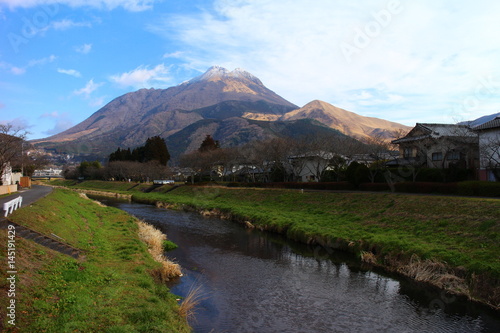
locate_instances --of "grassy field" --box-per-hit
[48,180,500,308]
[0,188,190,332]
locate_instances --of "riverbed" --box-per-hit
[95,197,500,332]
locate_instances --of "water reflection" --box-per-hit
[94,197,500,333]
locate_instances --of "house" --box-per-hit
[391,123,479,169]
[288,151,337,182]
[474,116,500,181]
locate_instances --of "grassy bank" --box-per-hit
[48,180,500,309]
[0,188,190,332]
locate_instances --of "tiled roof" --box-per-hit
[473,117,500,131]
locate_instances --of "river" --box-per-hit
[95,197,500,333]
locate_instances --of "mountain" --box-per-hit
[279,100,411,140]
[461,112,500,128]
[33,66,297,155]
[33,66,410,161]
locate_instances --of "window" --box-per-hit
[432,152,443,161]
[403,148,412,158]
[448,151,460,160]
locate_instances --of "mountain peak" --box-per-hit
[186,66,263,85]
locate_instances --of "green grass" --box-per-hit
[57,181,500,276]
[44,181,500,308]
[132,186,500,275]
[48,179,153,194]
[0,189,190,332]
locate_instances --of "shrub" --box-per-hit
[358,183,391,192]
[346,162,370,187]
[163,240,178,252]
[456,181,500,197]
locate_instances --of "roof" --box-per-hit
[473,116,500,131]
[392,123,476,144]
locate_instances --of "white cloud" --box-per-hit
[109,63,171,88]
[74,79,104,98]
[150,0,500,124]
[75,43,92,54]
[51,19,92,30]
[0,0,155,12]
[57,68,82,78]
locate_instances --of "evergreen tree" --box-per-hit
[198,135,220,152]
[108,136,170,166]
[144,136,170,166]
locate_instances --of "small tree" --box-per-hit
[78,161,103,180]
[198,135,220,152]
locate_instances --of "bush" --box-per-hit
[358,183,391,192]
[456,181,500,197]
[346,162,370,187]
[162,240,179,252]
[394,182,457,194]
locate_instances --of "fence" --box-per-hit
[3,196,22,217]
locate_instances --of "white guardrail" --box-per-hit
[3,196,22,217]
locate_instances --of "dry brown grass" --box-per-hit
[397,254,468,294]
[360,251,377,264]
[78,192,107,207]
[178,284,204,321]
[137,220,182,281]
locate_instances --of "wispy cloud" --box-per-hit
[74,79,104,98]
[0,0,156,12]
[75,43,92,54]
[1,55,56,75]
[57,68,82,78]
[149,0,500,124]
[163,51,183,59]
[40,111,74,135]
[27,55,57,67]
[51,19,92,30]
[10,66,26,75]
[109,63,171,88]
[0,117,31,131]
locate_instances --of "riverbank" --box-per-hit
[47,180,500,311]
[0,188,190,332]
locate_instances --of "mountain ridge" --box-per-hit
[33,66,411,159]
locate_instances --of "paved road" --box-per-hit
[1,185,53,216]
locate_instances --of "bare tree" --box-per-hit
[358,133,393,183]
[479,135,500,180]
[0,124,28,183]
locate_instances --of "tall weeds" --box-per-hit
[178,284,204,321]
[137,220,182,281]
[397,254,467,294]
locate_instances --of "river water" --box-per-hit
[97,198,500,333]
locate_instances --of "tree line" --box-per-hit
[65,136,171,181]
[179,133,388,183]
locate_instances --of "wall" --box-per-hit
[0,185,18,195]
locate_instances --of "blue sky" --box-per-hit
[1,0,499,140]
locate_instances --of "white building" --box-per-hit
[32,168,63,178]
